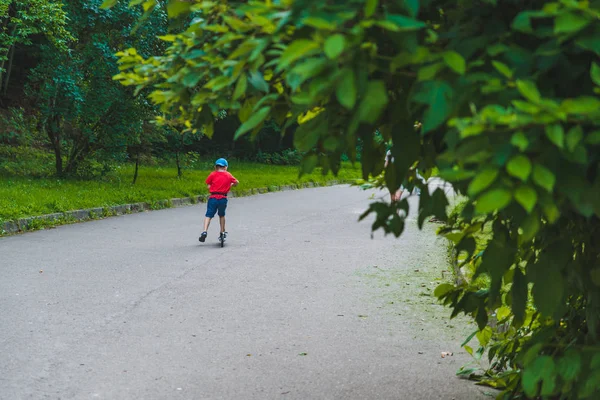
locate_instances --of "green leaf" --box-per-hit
[277,40,320,71]
[557,351,581,381]
[412,81,454,133]
[417,62,443,81]
[100,0,118,9]
[545,124,564,149]
[507,155,532,181]
[434,283,454,298]
[576,35,600,56]
[324,34,346,60]
[522,356,556,398]
[581,370,600,398]
[539,195,560,223]
[476,327,493,347]
[336,68,357,110]
[443,51,466,75]
[238,99,254,123]
[592,63,600,86]
[287,58,329,90]
[532,262,563,317]
[512,11,533,33]
[357,80,389,123]
[492,61,513,79]
[487,44,509,56]
[233,74,247,100]
[234,107,271,139]
[586,130,600,145]
[461,330,478,347]
[523,343,544,366]
[303,17,336,30]
[516,80,541,103]
[475,188,513,214]
[167,0,192,19]
[532,164,556,192]
[566,125,583,152]
[511,132,529,151]
[385,14,426,31]
[512,100,541,114]
[248,71,269,93]
[511,268,527,323]
[364,0,378,18]
[482,236,517,304]
[204,76,231,91]
[554,12,590,34]
[515,185,538,213]
[402,0,420,17]
[562,96,600,114]
[294,123,321,152]
[438,169,476,182]
[300,154,319,175]
[468,167,499,196]
[182,71,204,88]
[520,210,540,242]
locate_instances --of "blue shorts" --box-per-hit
[205,197,228,218]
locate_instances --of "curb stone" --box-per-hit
[1,180,355,235]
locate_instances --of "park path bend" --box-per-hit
[0,185,486,400]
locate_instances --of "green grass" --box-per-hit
[0,162,361,222]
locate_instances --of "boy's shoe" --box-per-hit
[199,231,207,242]
[219,232,227,240]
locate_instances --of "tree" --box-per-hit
[25,0,168,176]
[0,0,72,99]
[108,1,600,398]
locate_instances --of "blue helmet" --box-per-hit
[215,158,228,167]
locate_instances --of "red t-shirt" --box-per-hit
[206,171,237,199]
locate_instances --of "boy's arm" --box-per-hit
[231,174,239,187]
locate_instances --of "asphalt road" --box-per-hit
[0,185,486,400]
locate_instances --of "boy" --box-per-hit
[384,148,403,202]
[199,158,239,243]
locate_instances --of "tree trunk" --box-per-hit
[132,151,140,185]
[3,44,15,97]
[64,140,90,175]
[47,116,63,176]
[175,151,182,178]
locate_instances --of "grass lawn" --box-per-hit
[0,162,361,222]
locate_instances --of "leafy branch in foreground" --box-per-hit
[106,0,600,398]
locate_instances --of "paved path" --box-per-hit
[0,186,486,400]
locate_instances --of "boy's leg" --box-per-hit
[200,198,217,242]
[217,199,228,234]
[219,216,226,233]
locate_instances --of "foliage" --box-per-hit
[0,144,54,176]
[24,0,169,176]
[0,107,40,145]
[0,0,72,95]
[108,0,600,398]
[254,149,302,165]
[0,159,360,221]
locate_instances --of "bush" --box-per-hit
[0,145,54,177]
[0,108,40,146]
[254,149,302,165]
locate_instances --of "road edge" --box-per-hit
[1,180,355,235]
